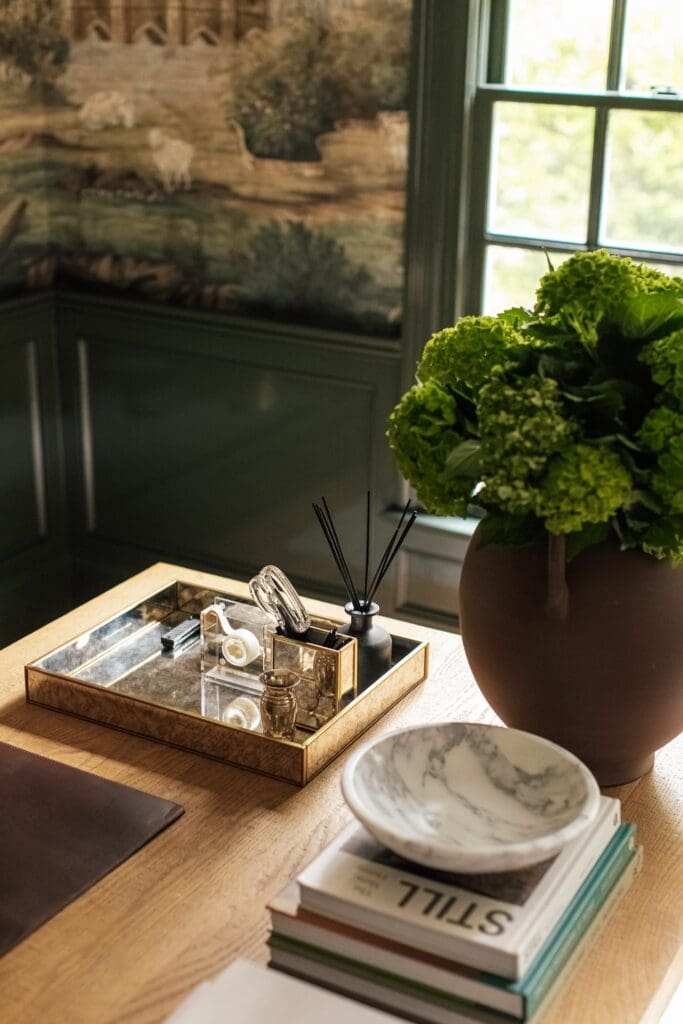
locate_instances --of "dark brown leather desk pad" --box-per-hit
[0,741,184,957]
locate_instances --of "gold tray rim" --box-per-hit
[24,578,430,783]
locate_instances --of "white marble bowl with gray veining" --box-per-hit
[342,722,600,873]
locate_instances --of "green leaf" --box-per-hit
[566,521,611,561]
[630,489,664,514]
[618,293,683,340]
[561,380,625,418]
[642,517,683,558]
[476,513,540,549]
[615,432,645,452]
[616,447,650,484]
[444,440,482,480]
[497,307,533,328]
[521,321,576,345]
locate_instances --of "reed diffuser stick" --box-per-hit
[366,509,417,607]
[364,498,411,605]
[321,496,362,609]
[313,495,418,611]
[313,503,361,610]
[363,490,371,612]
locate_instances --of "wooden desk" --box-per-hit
[0,563,680,1024]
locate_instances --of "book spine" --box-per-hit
[269,948,516,1024]
[524,832,637,1018]
[269,913,522,1017]
[513,806,621,974]
[269,932,518,1021]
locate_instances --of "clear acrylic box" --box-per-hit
[200,597,275,696]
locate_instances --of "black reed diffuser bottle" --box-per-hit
[338,600,391,690]
[313,493,417,692]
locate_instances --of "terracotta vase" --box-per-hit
[459,526,683,785]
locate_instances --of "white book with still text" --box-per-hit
[297,795,620,979]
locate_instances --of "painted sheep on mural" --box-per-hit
[78,91,136,131]
[148,129,195,192]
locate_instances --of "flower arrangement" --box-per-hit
[388,250,683,569]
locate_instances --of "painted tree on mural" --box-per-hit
[0,0,69,95]
[248,221,372,318]
[226,0,411,160]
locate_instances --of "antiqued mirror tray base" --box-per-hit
[24,581,429,785]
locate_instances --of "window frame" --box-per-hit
[463,0,683,315]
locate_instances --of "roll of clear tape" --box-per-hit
[206,602,262,668]
[221,628,260,667]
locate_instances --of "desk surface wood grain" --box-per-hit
[0,562,680,1024]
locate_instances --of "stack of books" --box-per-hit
[268,796,640,1024]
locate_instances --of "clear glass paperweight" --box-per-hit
[200,597,275,696]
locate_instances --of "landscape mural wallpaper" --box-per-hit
[0,0,412,333]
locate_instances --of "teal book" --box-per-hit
[270,823,638,1022]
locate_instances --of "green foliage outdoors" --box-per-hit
[387,251,683,563]
[246,220,372,321]
[225,0,410,160]
[0,0,69,95]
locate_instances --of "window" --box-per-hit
[465,0,683,315]
[397,1,682,621]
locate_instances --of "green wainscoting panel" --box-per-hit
[0,294,71,645]
[0,332,42,559]
[57,294,404,608]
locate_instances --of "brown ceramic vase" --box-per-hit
[459,525,683,785]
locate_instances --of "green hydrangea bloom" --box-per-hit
[387,381,470,516]
[477,375,575,515]
[536,250,680,323]
[638,407,683,514]
[639,328,683,403]
[535,444,633,534]
[417,316,524,394]
[638,406,682,453]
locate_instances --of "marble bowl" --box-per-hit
[342,722,600,873]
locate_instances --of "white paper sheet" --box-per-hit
[164,959,402,1024]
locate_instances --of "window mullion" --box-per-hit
[465,93,495,316]
[586,107,609,248]
[477,86,682,113]
[486,0,510,83]
[607,0,629,92]
[589,1,628,250]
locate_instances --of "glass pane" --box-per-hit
[644,262,682,278]
[483,246,572,315]
[624,0,683,94]
[602,110,683,254]
[504,0,611,90]
[488,103,594,243]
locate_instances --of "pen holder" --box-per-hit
[271,619,358,731]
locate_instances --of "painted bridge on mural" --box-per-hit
[60,0,269,45]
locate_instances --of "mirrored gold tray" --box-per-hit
[25,581,429,785]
